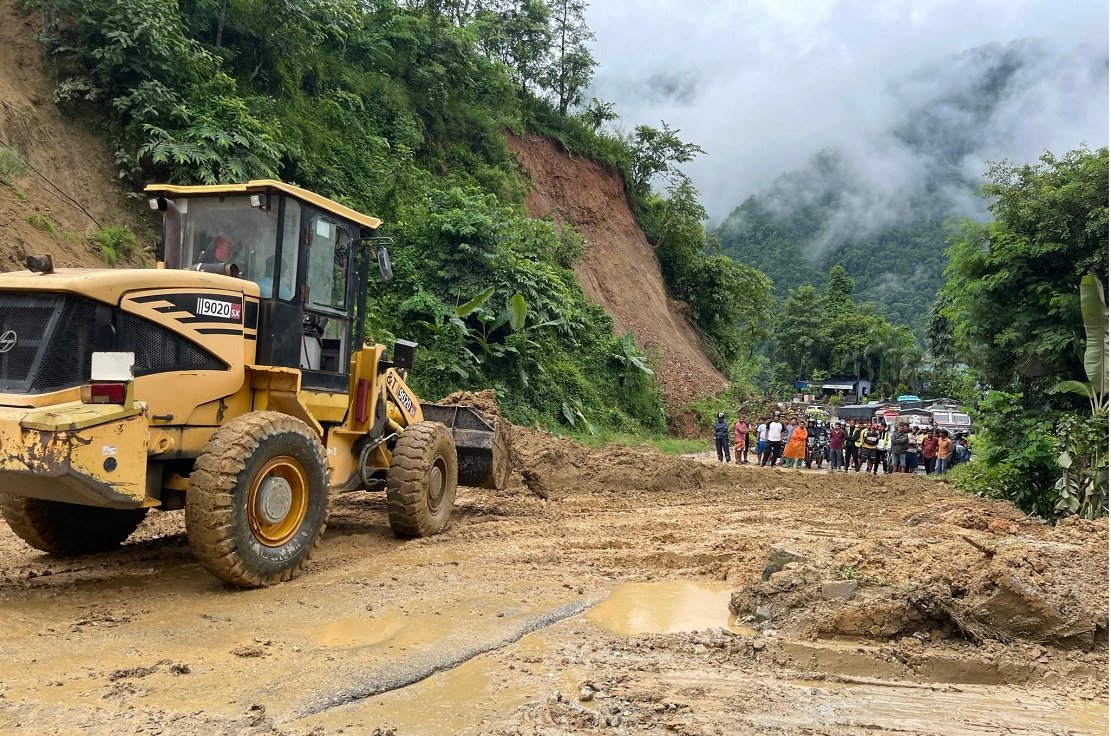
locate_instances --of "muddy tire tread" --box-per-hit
[185,411,328,588]
[0,496,148,556]
[386,421,457,539]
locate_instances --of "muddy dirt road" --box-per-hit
[0,433,1106,735]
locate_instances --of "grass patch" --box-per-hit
[88,225,140,265]
[0,146,28,185]
[837,564,888,587]
[25,212,58,234]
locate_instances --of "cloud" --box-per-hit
[584,0,1109,222]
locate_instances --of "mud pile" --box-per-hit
[511,428,731,498]
[730,511,1108,650]
[439,389,735,498]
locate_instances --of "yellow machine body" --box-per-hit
[0,184,506,515]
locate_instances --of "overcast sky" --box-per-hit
[584,0,1110,221]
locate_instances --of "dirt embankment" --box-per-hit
[504,135,727,417]
[0,5,146,271]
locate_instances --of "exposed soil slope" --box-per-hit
[0,4,145,272]
[505,135,727,414]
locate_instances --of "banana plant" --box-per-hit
[1049,274,1108,414]
[430,287,563,386]
[612,333,654,387]
[1050,274,1108,518]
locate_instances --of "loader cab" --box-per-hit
[146,180,385,391]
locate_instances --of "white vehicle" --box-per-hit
[929,405,972,434]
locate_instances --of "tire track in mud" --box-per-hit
[291,594,605,719]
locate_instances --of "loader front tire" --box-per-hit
[0,496,148,556]
[185,412,328,588]
[386,421,458,538]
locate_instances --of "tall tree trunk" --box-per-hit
[215,0,228,48]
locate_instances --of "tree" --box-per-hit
[940,147,1109,396]
[823,265,855,307]
[645,177,771,366]
[864,322,921,397]
[939,147,1109,518]
[544,0,595,118]
[580,97,618,131]
[773,285,827,379]
[627,122,705,195]
[481,0,552,98]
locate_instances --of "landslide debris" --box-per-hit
[0,4,145,271]
[730,512,1108,649]
[439,388,735,498]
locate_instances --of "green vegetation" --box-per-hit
[25,212,58,234]
[89,225,141,266]
[34,0,764,433]
[26,211,78,245]
[0,145,29,185]
[768,265,923,398]
[937,147,1109,517]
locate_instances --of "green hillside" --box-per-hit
[713,40,1093,334]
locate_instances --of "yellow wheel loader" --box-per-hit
[0,180,509,587]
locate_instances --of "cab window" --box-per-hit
[266,198,299,301]
[306,215,350,312]
[179,196,278,286]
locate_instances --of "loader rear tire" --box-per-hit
[185,412,328,588]
[0,496,148,556]
[386,421,458,538]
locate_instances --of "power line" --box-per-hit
[0,140,102,229]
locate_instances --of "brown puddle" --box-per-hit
[585,581,754,636]
[311,609,453,653]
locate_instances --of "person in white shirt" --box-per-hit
[756,418,769,462]
[762,412,786,467]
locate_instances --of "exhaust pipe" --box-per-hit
[152,197,182,269]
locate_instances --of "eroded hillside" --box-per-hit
[506,134,727,414]
[0,4,143,271]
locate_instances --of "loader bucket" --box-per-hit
[421,404,511,490]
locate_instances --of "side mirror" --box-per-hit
[376,246,393,282]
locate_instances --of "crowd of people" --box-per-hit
[712,411,971,475]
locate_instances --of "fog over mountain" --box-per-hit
[585,0,1109,223]
[584,1,1107,332]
